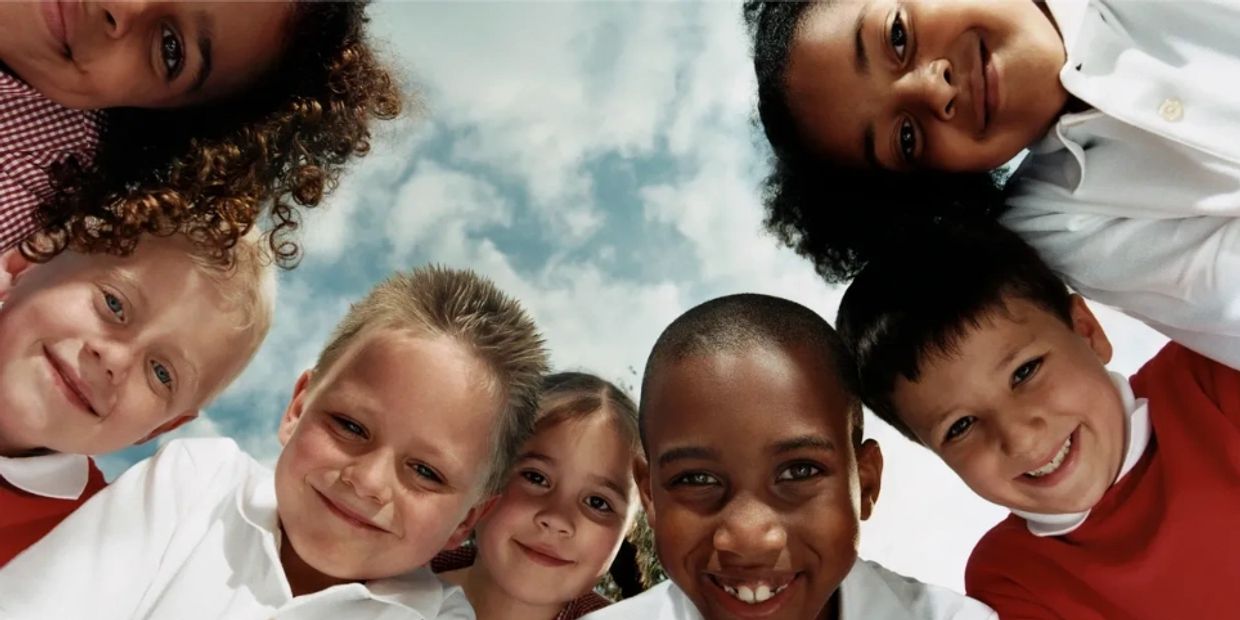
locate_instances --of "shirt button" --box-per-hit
[1158,97,1184,122]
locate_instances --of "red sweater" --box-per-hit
[965,343,1240,619]
[0,458,106,567]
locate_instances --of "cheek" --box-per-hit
[573,520,628,576]
[475,493,540,551]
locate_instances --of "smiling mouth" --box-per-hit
[316,490,387,533]
[708,573,797,606]
[514,540,573,567]
[44,346,98,417]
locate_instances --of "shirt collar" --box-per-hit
[1011,371,1152,537]
[0,452,91,499]
[1044,0,1089,61]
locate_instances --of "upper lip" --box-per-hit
[707,571,798,589]
[317,490,389,533]
[1014,431,1074,479]
[44,346,100,416]
[515,540,572,564]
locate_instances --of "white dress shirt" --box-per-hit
[1001,0,1240,369]
[0,452,91,499]
[581,558,996,620]
[0,438,475,620]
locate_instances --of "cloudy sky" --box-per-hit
[100,1,1169,592]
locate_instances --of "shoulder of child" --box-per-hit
[580,580,682,620]
[850,559,997,620]
[135,437,260,502]
[963,517,1060,619]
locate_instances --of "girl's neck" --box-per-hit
[450,564,566,620]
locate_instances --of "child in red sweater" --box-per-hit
[836,221,1240,619]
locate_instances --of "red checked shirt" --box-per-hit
[0,69,101,253]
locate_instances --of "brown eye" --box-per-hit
[899,118,917,162]
[945,416,975,442]
[890,13,908,59]
[1012,358,1043,387]
[160,24,184,79]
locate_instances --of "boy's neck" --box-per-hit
[278,525,351,597]
[453,563,566,620]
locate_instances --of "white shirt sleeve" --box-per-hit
[0,439,234,619]
[1008,210,1240,369]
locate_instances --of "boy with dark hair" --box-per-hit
[586,293,994,620]
[837,222,1240,618]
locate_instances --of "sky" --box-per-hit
[99,1,1169,593]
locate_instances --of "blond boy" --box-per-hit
[0,230,275,565]
[0,265,548,619]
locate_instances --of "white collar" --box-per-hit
[1044,0,1089,61]
[1011,371,1152,537]
[232,469,457,615]
[0,452,91,500]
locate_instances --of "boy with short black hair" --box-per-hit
[0,265,549,619]
[586,293,994,620]
[837,222,1240,618]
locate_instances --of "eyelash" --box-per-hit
[671,472,719,487]
[1012,358,1044,387]
[776,462,824,482]
[585,496,614,513]
[160,23,185,79]
[103,291,126,322]
[521,470,550,488]
[898,117,918,163]
[411,462,443,484]
[890,12,908,61]
[944,416,976,443]
[331,414,368,439]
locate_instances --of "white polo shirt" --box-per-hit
[581,558,996,620]
[0,452,91,499]
[0,438,474,620]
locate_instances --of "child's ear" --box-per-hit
[278,370,314,446]
[0,249,34,300]
[442,494,499,551]
[135,411,200,445]
[1069,295,1113,364]
[856,439,883,521]
[633,456,656,529]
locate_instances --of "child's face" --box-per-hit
[0,1,291,109]
[275,329,503,584]
[0,240,245,457]
[890,296,1126,515]
[472,412,638,608]
[638,343,882,620]
[784,0,1067,173]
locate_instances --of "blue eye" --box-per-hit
[945,416,976,443]
[412,463,443,484]
[890,13,908,59]
[104,292,125,320]
[585,495,614,513]
[331,415,367,438]
[160,24,184,79]
[777,463,823,481]
[150,360,173,388]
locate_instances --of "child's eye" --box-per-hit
[898,118,918,163]
[411,463,443,484]
[584,495,614,513]
[776,463,823,481]
[890,12,908,60]
[944,416,976,443]
[331,414,368,439]
[160,23,184,79]
[1011,358,1043,387]
[149,360,173,389]
[671,472,719,487]
[520,470,550,488]
[103,291,126,321]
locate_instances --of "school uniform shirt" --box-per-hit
[430,545,612,619]
[1001,0,1240,369]
[0,69,100,252]
[0,438,475,620]
[966,342,1240,619]
[0,451,105,567]
[581,558,996,620]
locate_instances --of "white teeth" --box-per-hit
[720,581,787,604]
[1025,436,1072,478]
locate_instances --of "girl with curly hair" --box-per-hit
[432,372,644,620]
[0,0,401,266]
[745,0,1240,369]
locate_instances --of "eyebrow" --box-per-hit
[590,474,631,501]
[772,435,837,455]
[657,446,719,468]
[189,12,214,94]
[107,267,150,313]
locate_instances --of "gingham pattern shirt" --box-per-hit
[431,545,614,619]
[0,69,101,252]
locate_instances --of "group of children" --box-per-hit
[0,0,1237,618]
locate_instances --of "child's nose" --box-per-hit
[901,57,957,122]
[85,338,132,386]
[534,504,574,537]
[996,409,1050,460]
[341,455,394,504]
[712,494,787,559]
[96,0,154,39]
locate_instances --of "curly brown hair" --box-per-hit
[23,0,402,268]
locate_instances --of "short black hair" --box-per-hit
[743,1,1006,283]
[639,293,862,450]
[835,221,1073,442]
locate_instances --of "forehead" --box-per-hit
[189,1,294,102]
[311,330,502,465]
[644,344,852,459]
[784,0,878,168]
[525,415,635,485]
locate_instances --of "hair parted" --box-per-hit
[640,293,862,448]
[535,371,640,456]
[836,221,1073,442]
[743,1,1006,284]
[25,0,402,269]
[314,265,549,496]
